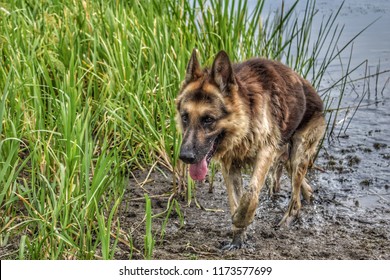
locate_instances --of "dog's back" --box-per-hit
[233,58,323,144]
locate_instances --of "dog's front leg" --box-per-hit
[222,162,243,216]
[232,148,276,229]
[221,162,245,250]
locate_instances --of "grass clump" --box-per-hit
[0,0,368,259]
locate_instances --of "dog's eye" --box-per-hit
[202,116,215,126]
[181,114,189,125]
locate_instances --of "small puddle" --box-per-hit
[356,194,385,209]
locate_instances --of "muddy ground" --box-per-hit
[118,140,390,260]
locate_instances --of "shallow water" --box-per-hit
[314,0,390,211]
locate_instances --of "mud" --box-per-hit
[117,145,390,260]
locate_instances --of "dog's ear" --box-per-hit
[185,49,202,83]
[211,50,236,94]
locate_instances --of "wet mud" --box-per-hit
[118,139,390,260]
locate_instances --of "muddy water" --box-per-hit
[310,0,390,217]
[120,0,390,260]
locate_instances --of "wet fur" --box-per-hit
[176,49,325,249]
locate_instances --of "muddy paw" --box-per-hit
[221,242,242,251]
[220,235,244,251]
[278,202,301,227]
[278,214,297,227]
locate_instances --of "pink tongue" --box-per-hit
[189,158,208,181]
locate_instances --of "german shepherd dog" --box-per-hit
[175,49,325,250]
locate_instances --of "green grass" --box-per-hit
[0,0,368,259]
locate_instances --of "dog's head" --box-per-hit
[175,49,237,181]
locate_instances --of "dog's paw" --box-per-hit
[278,202,300,227]
[221,241,242,251]
[220,237,243,251]
[278,214,297,227]
[220,228,246,251]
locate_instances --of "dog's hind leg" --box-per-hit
[268,146,288,197]
[268,147,314,201]
[279,151,307,227]
[279,113,325,227]
[267,161,283,197]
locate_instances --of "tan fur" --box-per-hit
[176,49,325,249]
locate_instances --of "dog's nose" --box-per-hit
[179,150,196,164]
